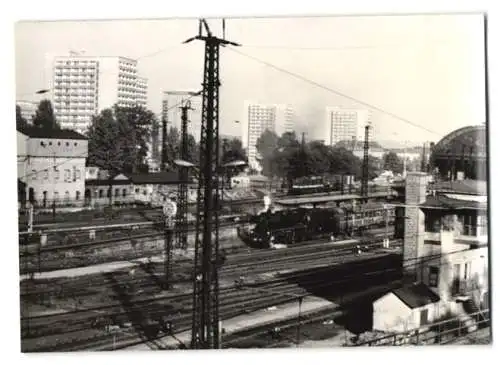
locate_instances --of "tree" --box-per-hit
[86,105,157,204]
[164,126,180,166]
[220,138,247,182]
[16,105,28,130]
[221,138,247,164]
[256,129,279,177]
[33,99,59,130]
[113,105,154,173]
[383,151,404,174]
[151,119,161,162]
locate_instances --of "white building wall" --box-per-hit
[373,293,438,333]
[243,101,278,170]
[52,55,146,134]
[18,133,88,205]
[325,107,373,146]
[96,57,120,112]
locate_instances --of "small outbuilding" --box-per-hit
[372,283,440,333]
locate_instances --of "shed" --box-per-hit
[372,283,440,333]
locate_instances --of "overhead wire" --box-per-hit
[224,46,442,137]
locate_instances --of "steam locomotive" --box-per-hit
[238,201,397,248]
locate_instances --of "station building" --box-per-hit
[17,127,88,208]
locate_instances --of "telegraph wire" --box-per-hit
[224,46,442,137]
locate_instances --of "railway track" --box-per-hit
[19,197,263,228]
[21,241,402,351]
[20,221,394,276]
[20,230,396,302]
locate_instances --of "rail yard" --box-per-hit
[20,196,403,352]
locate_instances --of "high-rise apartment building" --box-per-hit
[51,55,148,134]
[136,76,148,107]
[243,102,295,169]
[324,107,372,146]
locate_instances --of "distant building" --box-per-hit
[429,125,487,181]
[324,107,372,146]
[243,101,295,170]
[84,170,190,207]
[17,127,88,207]
[136,76,148,107]
[17,100,38,123]
[51,55,148,134]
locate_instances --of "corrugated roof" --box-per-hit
[432,180,487,196]
[277,194,360,206]
[421,195,487,211]
[392,283,440,309]
[18,127,87,140]
[127,171,183,185]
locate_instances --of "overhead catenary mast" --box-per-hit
[184,18,240,350]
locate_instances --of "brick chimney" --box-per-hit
[403,172,428,282]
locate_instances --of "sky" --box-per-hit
[15,14,486,147]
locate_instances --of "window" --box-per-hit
[64,191,70,202]
[459,213,477,236]
[99,189,104,198]
[425,213,441,233]
[135,188,139,194]
[43,169,49,180]
[31,170,37,181]
[115,188,120,197]
[75,191,81,200]
[64,169,71,182]
[122,189,127,197]
[464,262,471,280]
[419,309,429,326]
[428,266,439,287]
[53,191,59,202]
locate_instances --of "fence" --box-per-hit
[351,309,490,346]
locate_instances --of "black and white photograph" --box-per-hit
[13,10,491,352]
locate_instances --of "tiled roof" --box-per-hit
[392,283,440,309]
[432,180,487,196]
[18,126,87,140]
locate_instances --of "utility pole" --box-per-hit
[421,143,426,172]
[161,113,168,172]
[361,124,371,197]
[163,199,176,290]
[185,18,240,350]
[177,100,193,250]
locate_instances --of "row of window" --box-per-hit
[31,168,82,182]
[41,190,80,202]
[427,262,476,295]
[55,60,98,66]
[94,188,150,198]
[38,140,79,147]
[424,213,488,236]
